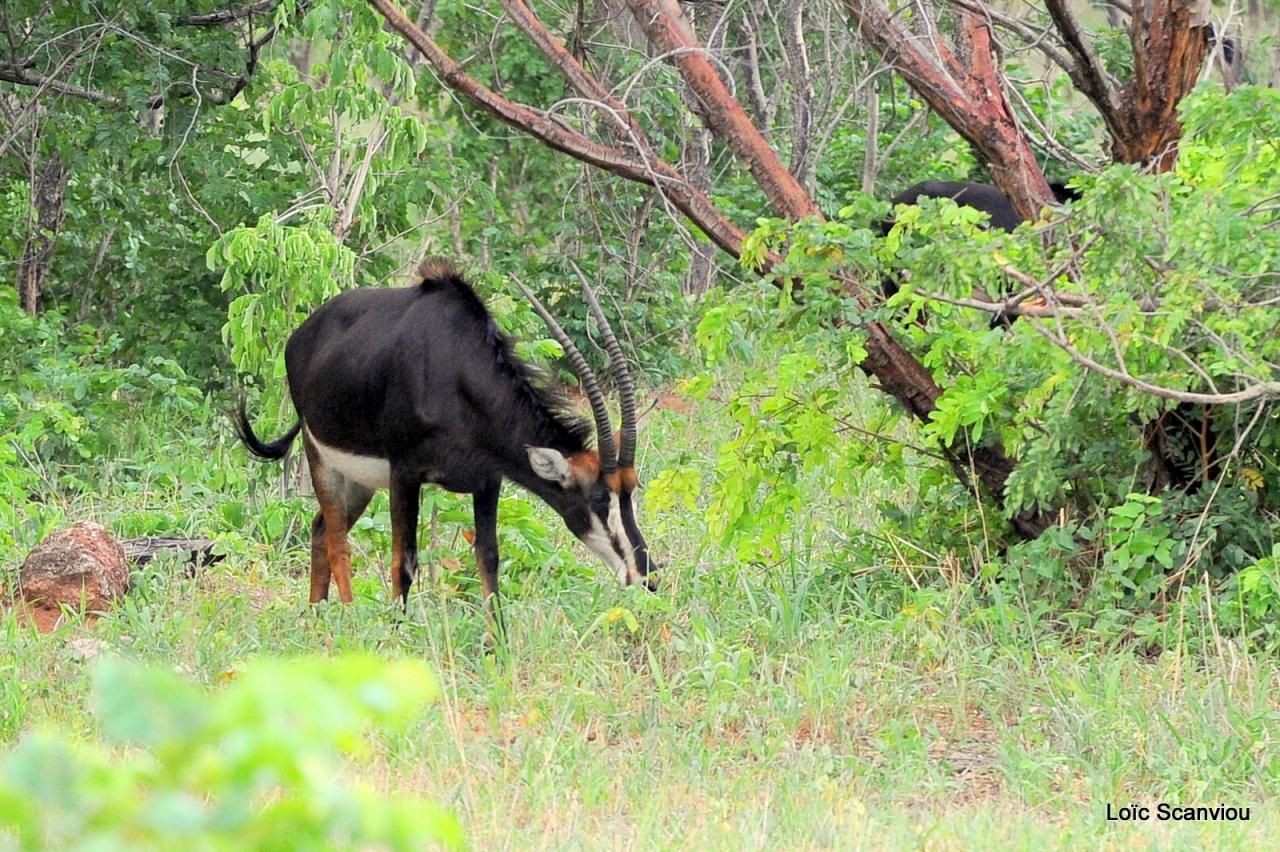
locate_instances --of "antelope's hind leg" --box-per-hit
[308,511,330,603]
[304,437,373,604]
[307,488,373,603]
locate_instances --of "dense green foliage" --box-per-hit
[696,86,1280,644]
[3,1,1280,846]
[0,654,461,849]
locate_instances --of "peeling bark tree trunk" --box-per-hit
[16,155,67,314]
[1045,0,1209,171]
[842,1,1056,218]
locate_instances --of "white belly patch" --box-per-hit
[305,426,390,490]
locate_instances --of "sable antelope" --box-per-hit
[880,179,1080,248]
[235,259,657,627]
[1205,24,1236,71]
[878,179,1080,323]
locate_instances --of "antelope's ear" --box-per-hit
[527,447,574,487]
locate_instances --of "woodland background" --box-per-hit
[1,0,1279,847]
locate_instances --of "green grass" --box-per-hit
[2,388,1278,849]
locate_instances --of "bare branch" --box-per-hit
[498,0,640,140]
[183,1,279,27]
[1042,0,1122,116]
[1023,315,1280,404]
[782,0,815,188]
[623,0,820,219]
[732,15,771,132]
[918,290,1086,318]
[948,0,1074,74]
[366,0,749,257]
[0,62,122,106]
[860,88,879,194]
[334,122,390,241]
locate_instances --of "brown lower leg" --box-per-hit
[304,436,367,605]
[477,548,500,626]
[388,476,421,603]
[324,505,355,603]
[309,512,331,603]
[473,483,503,641]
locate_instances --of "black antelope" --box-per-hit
[235,259,657,626]
[878,179,1080,324]
[881,179,1080,250]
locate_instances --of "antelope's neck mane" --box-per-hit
[418,259,593,456]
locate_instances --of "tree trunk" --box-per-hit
[15,154,68,315]
[1116,1,1208,170]
[842,1,1057,218]
[681,125,717,296]
[1044,0,1209,172]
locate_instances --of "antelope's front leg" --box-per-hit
[389,473,422,604]
[472,481,504,640]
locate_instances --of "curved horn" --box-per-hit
[570,261,637,470]
[513,277,617,474]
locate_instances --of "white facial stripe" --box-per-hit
[607,493,638,584]
[579,493,641,585]
[306,426,391,490]
[581,518,627,584]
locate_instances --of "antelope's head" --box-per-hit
[516,266,658,590]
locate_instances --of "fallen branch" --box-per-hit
[121,537,221,569]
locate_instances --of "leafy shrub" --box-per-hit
[0,654,462,850]
[0,291,206,558]
[1221,544,1280,645]
[695,86,1280,632]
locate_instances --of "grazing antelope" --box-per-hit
[235,259,657,627]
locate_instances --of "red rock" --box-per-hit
[19,522,129,614]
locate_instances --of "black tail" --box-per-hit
[235,397,302,461]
